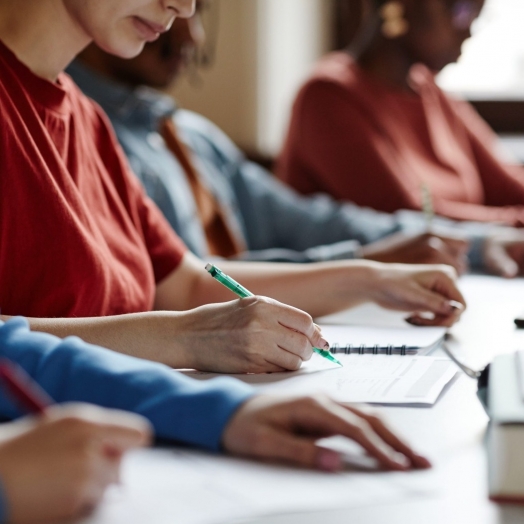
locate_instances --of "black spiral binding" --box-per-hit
[329,344,410,355]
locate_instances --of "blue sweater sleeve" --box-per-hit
[0,318,254,451]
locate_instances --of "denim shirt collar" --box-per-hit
[67,60,177,133]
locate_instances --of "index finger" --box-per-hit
[273,301,329,350]
[93,414,152,451]
[345,405,431,469]
[59,404,153,449]
[427,270,467,310]
[293,399,415,470]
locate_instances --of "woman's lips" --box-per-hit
[132,17,167,42]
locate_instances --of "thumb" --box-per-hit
[486,242,519,278]
[310,324,330,351]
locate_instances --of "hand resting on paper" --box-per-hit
[222,394,431,473]
[366,264,466,327]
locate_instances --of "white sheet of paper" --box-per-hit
[81,447,437,524]
[186,355,457,406]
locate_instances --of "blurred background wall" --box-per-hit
[171,0,524,159]
[171,0,333,157]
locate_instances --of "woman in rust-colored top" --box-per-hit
[0,0,468,378]
[279,0,524,226]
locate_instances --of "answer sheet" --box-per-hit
[186,355,457,406]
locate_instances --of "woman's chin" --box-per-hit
[99,41,146,60]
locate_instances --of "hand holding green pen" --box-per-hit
[205,264,343,368]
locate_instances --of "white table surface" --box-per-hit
[81,275,524,524]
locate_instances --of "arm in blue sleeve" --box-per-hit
[231,161,403,256]
[233,164,492,268]
[0,318,254,451]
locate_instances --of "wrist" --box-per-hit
[143,311,196,369]
[339,260,385,304]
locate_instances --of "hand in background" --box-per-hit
[366,264,466,327]
[483,229,524,278]
[222,394,431,472]
[0,404,151,524]
[176,298,328,373]
[360,232,469,275]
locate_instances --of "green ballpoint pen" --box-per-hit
[205,263,343,367]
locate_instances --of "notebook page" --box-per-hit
[185,355,457,405]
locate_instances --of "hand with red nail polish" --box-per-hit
[222,394,431,473]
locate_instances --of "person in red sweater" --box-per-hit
[279,0,524,227]
[0,0,467,376]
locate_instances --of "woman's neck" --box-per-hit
[356,39,415,93]
[0,0,91,82]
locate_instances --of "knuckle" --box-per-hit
[287,356,302,371]
[58,416,94,436]
[247,426,270,454]
[297,394,324,411]
[293,333,311,358]
[302,344,313,361]
[254,296,274,309]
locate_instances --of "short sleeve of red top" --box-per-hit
[0,40,187,318]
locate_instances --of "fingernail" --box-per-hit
[316,449,342,472]
[319,337,330,350]
[413,454,432,469]
[448,300,464,311]
[406,317,421,326]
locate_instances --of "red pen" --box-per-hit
[0,359,53,414]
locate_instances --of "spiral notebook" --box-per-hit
[320,324,447,356]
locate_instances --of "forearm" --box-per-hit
[0,313,190,368]
[191,259,381,318]
[0,318,253,449]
